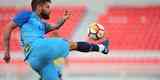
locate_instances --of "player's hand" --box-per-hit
[63,10,71,21]
[3,51,11,63]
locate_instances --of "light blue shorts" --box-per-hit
[26,38,69,80]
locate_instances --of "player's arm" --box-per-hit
[3,10,30,63]
[3,21,17,63]
[45,10,71,33]
[45,18,66,32]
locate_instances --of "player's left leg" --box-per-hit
[41,63,60,80]
[27,54,62,80]
[58,70,63,80]
[54,57,66,80]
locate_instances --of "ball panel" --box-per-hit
[97,30,105,38]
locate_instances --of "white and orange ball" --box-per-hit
[88,22,105,40]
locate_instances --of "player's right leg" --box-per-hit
[69,39,109,54]
[48,31,109,54]
[27,38,109,80]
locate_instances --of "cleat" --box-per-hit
[101,39,109,54]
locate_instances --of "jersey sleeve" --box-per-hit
[12,10,31,27]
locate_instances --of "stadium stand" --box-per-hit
[98,6,160,50]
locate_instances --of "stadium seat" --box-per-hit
[97,6,160,50]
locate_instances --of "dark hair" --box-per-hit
[31,0,51,11]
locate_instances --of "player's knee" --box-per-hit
[69,42,77,50]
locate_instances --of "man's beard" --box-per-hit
[40,12,50,20]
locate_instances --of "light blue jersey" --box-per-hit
[19,12,69,80]
[20,12,46,46]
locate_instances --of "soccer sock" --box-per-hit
[98,44,105,52]
[76,42,99,52]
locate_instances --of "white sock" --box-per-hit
[98,44,105,52]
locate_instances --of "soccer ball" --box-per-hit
[88,22,105,40]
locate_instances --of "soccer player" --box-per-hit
[4,11,68,80]
[2,7,69,80]
[3,0,109,80]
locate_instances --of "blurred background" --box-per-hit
[0,0,160,80]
